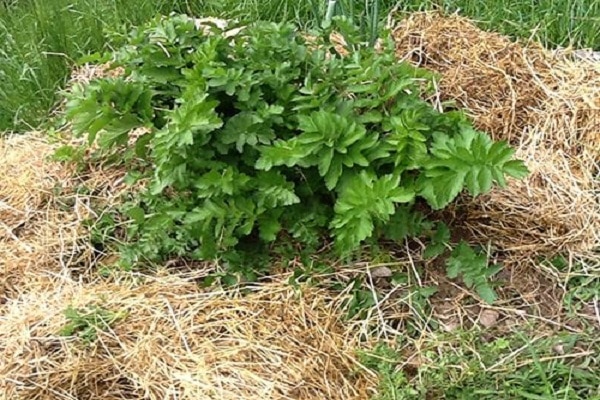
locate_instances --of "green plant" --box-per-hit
[362,329,600,400]
[0,0,196,133]
[446,241,502,304]
[58,304,127,345]
[358,343,419,399]
[422,221,450,259]
[63,15,527,284]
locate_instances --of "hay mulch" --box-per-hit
[0,133,83,299]
[0,132,131,300]
[0,133,378,399]
[391,11,599,261]
[0,271,377,400]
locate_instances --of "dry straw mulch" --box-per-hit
[1,133,82,298]
[0,132,377,399]
[0,133,131,300]
[0,271,377,400]
[391,11,599,260]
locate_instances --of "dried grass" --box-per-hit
[391,11,600,259]
[0,133,129,299]
[0,272,377,400]
[391,12,553,142]
[68,62,125,86]
[0,133,377,400]
[0,133,77,298]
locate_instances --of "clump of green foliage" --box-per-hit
[59,304,127,346]
[63,15,527,284]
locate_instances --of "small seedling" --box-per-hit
[446,241,502,304]
[59,304,127,345]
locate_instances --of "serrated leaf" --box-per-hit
[258,216,281,242]
[491,166,507,187]
[388,187,415,204]
[332,213,374,254]
[53,145,78,162]
[477,167,494,194]
[384,207,430,241]
[446,259,461,279]
[333,172,415,253]
[503,159,530,179]
[357,110,383,124]
[338,122,367,148]
[423,222,450,259]
[419,169,467,210]
[488,140,514,164]
[423,243,446,259]
[418,286,438,298]
[465,165,482,196]
[254,156,273,171]
[476,285,497,304]
[324,158,344,190]
[446,242,499,304]
[318,147,335,176]
[64,306,80,320]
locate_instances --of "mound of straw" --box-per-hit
[0,272,376,400]
[0,133,79,299]
[0,133,130,299]
[391,12,599,258]
[0,133,377,399]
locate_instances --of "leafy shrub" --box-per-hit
[63,15,528,279]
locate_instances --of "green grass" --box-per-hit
[352,252,600,399]
[1,0,599,133]
[0,0,213,132]
[360,328,600,399]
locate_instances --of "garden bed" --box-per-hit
[1,12,598,400]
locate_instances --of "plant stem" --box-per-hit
[324,0,337,26]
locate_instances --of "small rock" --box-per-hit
[442,320,461,332]
[370,266,393,278]
[553,343,565,355]
[478,309,500,328]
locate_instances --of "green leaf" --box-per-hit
[52,145,80,162]
[318,147,335,176]
[419,169,467,210]
[476,285,497,305]
[446,242,500,304]
[332,171,415,253]
[126,207,145,225]
[503,159,530,179]
[258,216,281,242]
[383,207,432,241]
[324,158,344,190]
[423,242,446,259]
[61,16,528,280]
[419,129,529,208]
